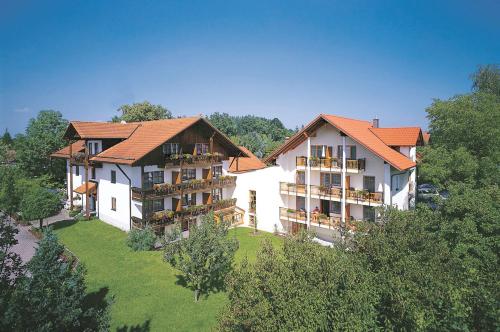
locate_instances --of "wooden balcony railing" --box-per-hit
[309,184,342,199]
[131,176,236,200]
[346,189,383,204]
[295,157,366,171]
[134,198,237,228]
[279,207,307,222]
[164,153,223,167]
[279,182,307,195]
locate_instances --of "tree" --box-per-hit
[112,101,172,122]
[471,64,500,96]
[219,232,378,331]
[20,187,61,228]
[0,215,24,331]
[164,212,239,301]
[1,129,13,146]
[0,167,20,216]
[7,228,111,331]
[16,110,68,181]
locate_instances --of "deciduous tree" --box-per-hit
[20,186,61,228]
[164,212,239,301]
[112,101,172,122]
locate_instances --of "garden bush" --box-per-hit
[126,225,156,251]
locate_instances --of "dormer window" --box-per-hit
[163,143,180,156]
[195,143,209,155]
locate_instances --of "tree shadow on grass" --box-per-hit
[81,287,114,331]
[116,320,151,332]
[174,273,227,301]
[50,219,79,231]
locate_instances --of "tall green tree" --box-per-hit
[16,110,68,181]
[1,129,13,146]
[112,101,172,122]
[0,167,20,216]
[7,228,111,331]
[0,215,24,331]
[219,233,378,331]
[471,64,500,96]
[20,187,61,228]
[164,212,239,301]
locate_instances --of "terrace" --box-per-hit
[295,156,366,173]
[131,176,236,201]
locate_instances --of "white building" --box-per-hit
[229,114,423,242]
[52,117,247,233]
[52,114,423,243]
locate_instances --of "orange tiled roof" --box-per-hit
[50,140,86,159]
[370,127,423,146]
[65,122,140,139]
[228,146,267,173]
[90,117,201,164]
[74,182,97,194]
[265,114,418,171]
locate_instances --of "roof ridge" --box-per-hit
[320,113,372,125]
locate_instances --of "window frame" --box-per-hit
[195,143,209,155]
[111,170,116,184]
[163,143,180,156]
[182,168,196,182]
[212,188,223,202]
[143,171,164,189]
[212,165,223,179]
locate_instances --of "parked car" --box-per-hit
[417,183,448,209]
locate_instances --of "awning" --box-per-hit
[74,182,97,194]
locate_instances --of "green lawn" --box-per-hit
[53,220,282,331]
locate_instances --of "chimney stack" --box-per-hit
[372,118,379,128]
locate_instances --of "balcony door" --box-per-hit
[363,176,375,193]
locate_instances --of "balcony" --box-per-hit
[295,156,366,173]
[131,176,236,201]
[279,207,341,229]
[345,189,383,205]
[279,182,307,195]
[309,184,342,199]
[132,198,238,230]
[164,153,223,168]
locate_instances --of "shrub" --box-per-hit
[126,225,156,251]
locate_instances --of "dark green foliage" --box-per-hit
[126,225,157,251]
[0,167,20,216]
[15,110,68,181]
[208,112,295,158]
[112,101,172,122]
[471,64,500,96]
[0,215,24,332]
[20,186,61,227]
[5,228,111,331]
[1,129,13,146]
[219,232,378,331]
[164,212,239,301]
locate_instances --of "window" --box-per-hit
[212,188,223,202]
[296,171,305,185]
[111,197,116,211]
[212,165,223,179]
[182,169,196,182]
[311,145,332,158]
[182,193,196,206]
[195,143,209,155]
[163,143,180,155]
[94,142,99,154]
[296,196,306,211]
[91,167,96,179]
[249,190,256,212]
[363,176,376,193]
[111,170,116,184]
[363,206,376,222]
[320,173,341,187]
[330,201,341,214]
[337,145,357,159]
[392,174,405,191]
[75,166,79,176]
[143,199,164,215]
[143,171,164,189]
[87,142,93,155]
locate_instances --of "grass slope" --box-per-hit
[54,220,281,331]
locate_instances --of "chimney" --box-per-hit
[372,118,379,128]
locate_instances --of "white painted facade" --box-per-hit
[229,122,417,242]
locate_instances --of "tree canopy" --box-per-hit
[208,112,296,158]
[112,101,172,122]
[15,110,68,181]
[20,186,61,228]
[164,212,239,301]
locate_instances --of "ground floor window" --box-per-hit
[330,201,341,214]
[363,206,376,222]
[249,190,256,212]
[111,197,116,211]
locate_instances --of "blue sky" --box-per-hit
[1,0,499,134]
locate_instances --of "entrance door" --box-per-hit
[363,176,375,192]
